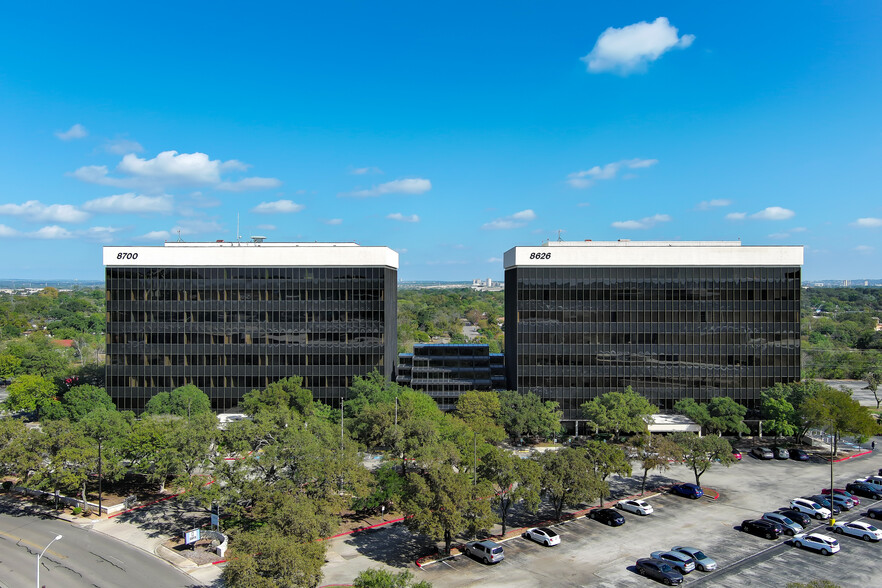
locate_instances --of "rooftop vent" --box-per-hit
[251,236,266,243]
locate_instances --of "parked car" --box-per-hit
[617,499,654,515]
[762,512,803,536]
[821,488,861,506]
[670,483,704,499]
[464,540,504,564]
[670,546,717,572]
[741,519,782,539]
[789,498,831,520]
[751,447,774,460]
[777,509,812,529]
[771,446,789,460]
[649,551,695,574]
[806,495,844,514]
[845,482,882,500]
[789,448,810,461]
[792,532,840,555]
[588,508,625,526]
[732,448,743,460]
[868,506,882,520]
[635,558,684,585]
[832,520,882,542]
[524,527,560,546]
[857,476,882,490]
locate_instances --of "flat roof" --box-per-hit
[104,241,398,269]
[504,240,803,269]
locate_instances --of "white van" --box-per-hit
[790,498,832,520]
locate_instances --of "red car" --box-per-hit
[732,449,743,460]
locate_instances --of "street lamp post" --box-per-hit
[36,534,62,588]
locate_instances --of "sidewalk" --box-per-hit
[0,492,224,586]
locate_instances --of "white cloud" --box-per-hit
[345,178,431,197]
[56,124,88,141]
[137,230,172,241]
[323,218,343,225]
[697,199,732,210]
[256,224,277,230]
[217,177,283,192]
[387,213,420,223]
[790,227,807,233]
[577,202,591,207]
[0,200,89,223]
[350,166,382,175]
[567,158,658,188]
[173,219,224,236]
[30,225,75,239]
[0,225,18,237]
[855,245,874,253]
[487,257,503,263]
[751,206,795,221]
[768,232,790,240]
[482,209,537,230]
[726,212,746,220]
[84,226,123,243]
[852,217,882,228]
[83,192,174,214]
[611,213,671,230]
[251,200,304,214]
[104,138,144,155]
[71,150,278,192]
[581,17,695,75]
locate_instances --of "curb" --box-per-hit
[831,450,873,463]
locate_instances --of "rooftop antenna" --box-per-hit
[176,229,183,242]
[236,213,242,244]
[557,229,564,242]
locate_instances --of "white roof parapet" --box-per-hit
[504,241,803,269]
[104,242,399,269]
[647,414,703,434]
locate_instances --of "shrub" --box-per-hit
[72,506,82,515]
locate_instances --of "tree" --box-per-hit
[2,334,72,379]
[672,398,711,432]
[81,408,131,512]
[671,433,735,486]
[145,384,212,418]
[57,384,115,421]
[0,418,43,483]
[33,419,98,511]
[704,397,749,436]
[630,434,682,495]
[223,529,326,588]
[581,388,657,437]
[581,440,632,505]
[760,388,798,439]
[497,390,562,441]
[402,464,496,554]
[865,372,881,409]
[801,386,878,454]
[538,448,603,520]
[455,390,505,443]
[353,569,432,588]
[0,354,22,379]
[3,374,56,415]
[479,446,541,535]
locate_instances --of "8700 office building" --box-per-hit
[104,241,397,412]
[504,240,803,425]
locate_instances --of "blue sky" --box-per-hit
[1,2,880,281]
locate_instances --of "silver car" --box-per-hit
[762,512,803,536]
[464,540,504,564]
[671,546,717,572]
[649,550,695,574]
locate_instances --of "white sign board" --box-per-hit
[184,529,201,545]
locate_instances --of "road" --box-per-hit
[0,504,205,588]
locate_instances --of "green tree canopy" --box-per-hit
[3,374,57,415]
[538,447,603,520]
[704,397,749,436]
[581,387,657,437]
[630,433,682,495]
[353,569,432,588]
[479,445,541,535]
[455,390,505,442]
[58,384,115,421]
[671,433,735,486]
[145,384,212,418]
[497,390,562,441]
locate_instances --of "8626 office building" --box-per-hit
[104,240,397,412]
[504,240,803,426]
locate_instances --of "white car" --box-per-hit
[616,499,654,515]
[789,498,831,520]
[524,527,560,546]
[792,532,840,555]
[832,520,882,542]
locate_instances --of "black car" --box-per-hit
[789,448,810,461]
[868,506,882,520]
[588,508,625,526]
[846,482,882,500]
[806,495,842,515]
[741,519,782,539]
[778,509,812,529]
[635,558,684,585]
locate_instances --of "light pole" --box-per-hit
[36,534,62,588]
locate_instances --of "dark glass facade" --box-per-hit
[505,266,801,419]
[396,344,506,410]
[106,266,397,412]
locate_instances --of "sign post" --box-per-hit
[184,528,201,548]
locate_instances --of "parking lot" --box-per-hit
[322,447,882,587]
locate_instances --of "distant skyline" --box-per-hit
[1,2,880,281]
